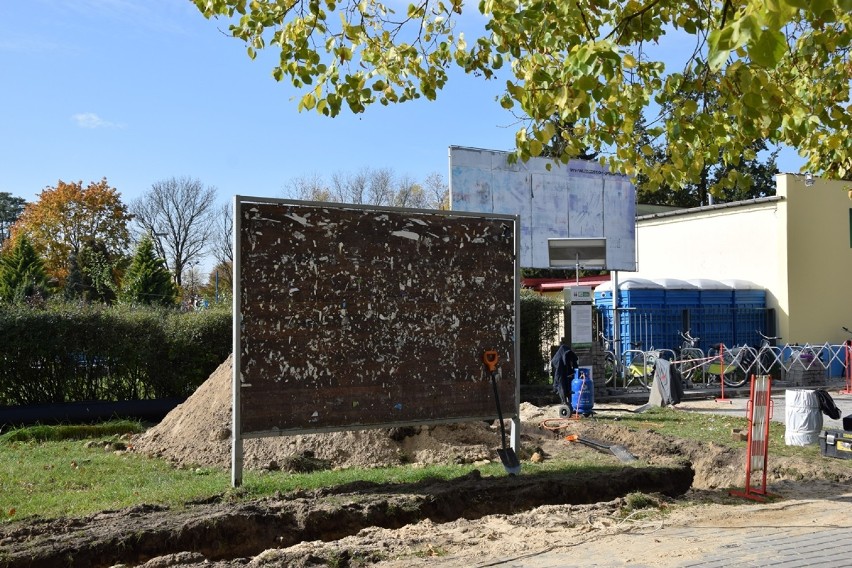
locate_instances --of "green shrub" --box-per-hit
[520,290,563,385]
[0,302,231,405]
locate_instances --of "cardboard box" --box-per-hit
[819,430,852,460]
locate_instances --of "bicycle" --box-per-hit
[675,330,704,385]
[622,343,654,390]
[705,342,749,388]
[598,332,653,390]
[747,331,784,377]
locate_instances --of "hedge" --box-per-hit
[519,290,563,386]
[1,294,560,405]
[0,303,231,406]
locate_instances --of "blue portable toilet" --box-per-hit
[688,279,735,349]
[652,278,700,350]
[595,278,665,352]
[721,279,767,346]
[688,278,734,308]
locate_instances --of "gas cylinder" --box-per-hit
[571,368,594,416]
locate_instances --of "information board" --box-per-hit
[234,197,519,438]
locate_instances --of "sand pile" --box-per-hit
[132,356,536,471]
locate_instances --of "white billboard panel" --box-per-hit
[449,146,637,271]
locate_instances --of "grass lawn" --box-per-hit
[0,407,838,523]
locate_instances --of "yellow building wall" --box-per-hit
[779,175,852,344]
[631,174,852,345]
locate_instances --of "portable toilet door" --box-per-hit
[721,279,767,347]
[653,278,701,351]
[688,279,735,350]
[618,278,666,353]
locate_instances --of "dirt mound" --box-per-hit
[133,356,513,472]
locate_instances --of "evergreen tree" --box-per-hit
[0,235,49,303]
[120,237,177,306]
[64,250,85,301]
[79,239,124,304]
[0,192,26,244]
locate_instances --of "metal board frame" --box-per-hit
[448,146,637,271]
[232,196,520,486]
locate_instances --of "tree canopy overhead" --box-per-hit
[193,0,852,194]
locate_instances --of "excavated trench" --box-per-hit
[0,463,693,568]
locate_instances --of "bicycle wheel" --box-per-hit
[676,351,700,384]
[721,365,748,388]
[603,352,618,386]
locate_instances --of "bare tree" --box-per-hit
[330,169,369,204]
[283,172,331,201]
[392,175,425,209]
[282,169,448,210]
[204,202,234,301]
[213,202,233,267]
[423,172,449,210]
[367,168,395,206]
[131,176,217,287]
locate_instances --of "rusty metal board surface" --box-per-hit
[235,198,518,436]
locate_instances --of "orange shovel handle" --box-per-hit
[482,350,500,373]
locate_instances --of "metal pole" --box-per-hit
[575,253,580,286]
[231,197,243,487]
[613,270,620,368]
[511,216,521,453]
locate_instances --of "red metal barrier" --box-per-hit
[842,341,852,395]
[730,374,779,502]
[715,344,732,404]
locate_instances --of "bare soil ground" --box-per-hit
[2,357,851,568]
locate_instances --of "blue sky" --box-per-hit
[1,0,517,208]
[2,0,806,210]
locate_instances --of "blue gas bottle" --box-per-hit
[571,368,594,416]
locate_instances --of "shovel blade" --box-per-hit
[497,448,521,475]
[608,445,637,463]
[567,435,637,463]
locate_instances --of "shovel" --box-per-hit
[482,350,521,475]
[565,434,637,463]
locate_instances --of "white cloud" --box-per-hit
[71,112,123,129]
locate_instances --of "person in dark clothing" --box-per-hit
[551,339,579,407]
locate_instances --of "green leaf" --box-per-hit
[575,75,597,91]
[530,139,543,157]
[709,25,736,52]
[780,0,809,8]
[707,28,734,70]
[300,92,317,111]
[810,0,835,18]
[750,29,787,67]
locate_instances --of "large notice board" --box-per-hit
[235,197,519,436]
